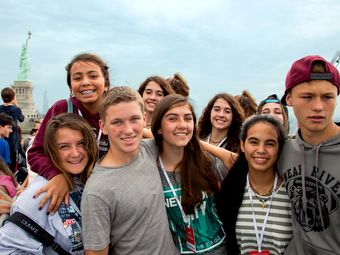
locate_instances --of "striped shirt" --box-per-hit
[236,182,292,255]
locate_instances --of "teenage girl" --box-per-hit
[0,113,98,254]
[27,53,110,213]
[151,94,228,254]
[258,94,290,134]
[137,75,174,128]
[198,93,244,153]
[217,115,292,255]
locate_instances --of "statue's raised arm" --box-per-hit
[16,31,31,81]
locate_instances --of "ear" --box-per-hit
[157,128,162,135]
[285,92,293,106]
[99,119,108,135]
[240,140,245,153]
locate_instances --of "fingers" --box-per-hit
[34,186,47,199]
[64,193,70,206]
[38,191,52,211]
[0,201,11,214]
[47,194,64,214]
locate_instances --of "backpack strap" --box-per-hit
[66,98,74,113]
[6,212,71,255]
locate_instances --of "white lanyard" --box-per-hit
[77,109,102,147]
[207,134,227,148]
[159,157,190,226]
[247,173,278,253]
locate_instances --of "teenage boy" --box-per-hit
[81,87,178,255]
[0,87,24,172]
[279,55,340,254]
[0,113,13,165]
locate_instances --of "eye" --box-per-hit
[323,95,335,100]
[266,141,276,147]
[58,144,70,150]
[184,115,193,121]
[157,92,164,97]
[72,76,81,81]
[111,120,122,125]
[131,116,141,123]
[90,74,99,79]
[167,116,177,121]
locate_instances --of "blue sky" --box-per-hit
[0,0,339,123]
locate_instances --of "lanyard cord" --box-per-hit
[247,173,278,252]
[159,157,191,227]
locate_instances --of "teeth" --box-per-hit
[123,137,134,141]
[254,157,267,163]
[174,133,187,136]
[81,90,95,95]
[68,159,82,164]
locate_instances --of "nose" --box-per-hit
[70,145,81,157]
[81,77,91,86]
[123,122,134,134]
[178,118,187,129]
[312,97,323,112]
[257,143,266,154]
[149,92,157,100]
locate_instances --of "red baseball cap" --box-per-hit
[281,55,340,105]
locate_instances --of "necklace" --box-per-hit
[249,181,274,209]
[210,137,223,144]
[208,134,227,145]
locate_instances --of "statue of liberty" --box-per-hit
[16,31,31,81]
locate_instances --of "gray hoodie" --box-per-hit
[278,131,340,255]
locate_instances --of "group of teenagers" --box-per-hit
[0,52,339,255]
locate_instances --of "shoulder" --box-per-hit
[140,139,158,156]
[12,176,48,213]
[47,99,68,115]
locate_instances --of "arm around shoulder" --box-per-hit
[201,141,238,170]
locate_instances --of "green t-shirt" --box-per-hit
[159,169,226,254]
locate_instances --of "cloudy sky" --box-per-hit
[1,0,340,123]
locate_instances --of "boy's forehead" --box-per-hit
[290,80,338,94]
[105,101,143,117]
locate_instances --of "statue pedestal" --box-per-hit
[12,80,42,134]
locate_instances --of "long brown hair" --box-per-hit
[151,94,219,214]
[137,75,174,96]
[198,93,245,153]
[43,113,98,189]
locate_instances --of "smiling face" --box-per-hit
[142,81,165,114]
[261,102,284,125]
[286,80,338,137]
[70,61,107,111]
[159,103,194,150]
[100,101,144,160]
[241,122,279,174]
[56,127,89,176]
[210,98,233,132]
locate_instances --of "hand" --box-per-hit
[33,174,70,214]
[0,200,11,215]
